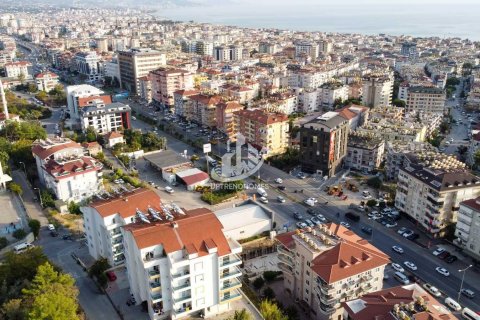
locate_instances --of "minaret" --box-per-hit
[0,80,8,120]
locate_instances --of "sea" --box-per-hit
[158,1,480,40]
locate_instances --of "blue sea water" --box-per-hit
[159,1,480,40]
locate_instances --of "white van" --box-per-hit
[444,297,461,311]
[462,307,480,320]
[257,187,267,197]
[14,242,34,254]
[393,272,409,285]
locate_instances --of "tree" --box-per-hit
[263,287,276,300]
[366,199,377,207]
[253,277,265,290]
[263,271,281,282]
[8,183,23,196]
[392,99,406,108]
[28,219,41,239]
[88,258,110,279]
[190,154,199,164]
[40,190,55,208]
[18,72,25,85]
[259,300,288,320]
[229,309,252,320]
[457,145,468,155]
[367,177,382,189]
[12,229,27,240]
[85,127,97,143]
[0,237,8,250]
[22,262,80,320]
[1,298,25,320]
[27,83,37,93]
[284,306,299,320]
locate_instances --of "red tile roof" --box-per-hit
[5,61,31,67]
[78,95,112,107]
[461,197,480,212]
[105,131,123,140]
[173,89,199,96]
[44,156,102,180]
[181,172,209,186]
[189,94,222,105]
[124,207,232,257]
[35,71,59,79]
[32,141,82,160]
[90,188,162,219]
[235,109,289,125]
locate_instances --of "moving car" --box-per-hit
[361,226,373,235]
[165,186,174,194]
[275,178,283,184]
[345,212,360,222]
[340,221,351,229]
[259,196,268,204]
[391,263,405,273]
[47,224,55,231]
[392,246,404,254]
[404,261,417,271]
[277,196,286,203]
[435,267,450,277]
[461,289,475,299]
[422,283,441,297]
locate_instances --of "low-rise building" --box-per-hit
[454,197,480,261]
[345,134,385,173]
[395,160,480,237]
[35,71,59,92]
[105,131,124,148]
[80,100,131,134]
[4,61,32,79]
[32,138,103,203]
[276,223,390,320]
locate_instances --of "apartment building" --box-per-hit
[361,74,393,108]
[454,197,480,261]
[234,109,289,158]
[74,51,102,82]
[184,94,222,128]
[258,42,279,54]
[295,41,319,60]
[345,134,385,173]
[150,67,194,107]
[104,58,120,84]
[195,40,213,56]
[401,41,417,59]
[35,71,59,92]
[219,84,256,104]
[300,112,349,177]
[32,137,103,203]
[139,75,153,104]
[173,89,200,118]
[318,40,333,54]
[118,48,166,95]
[276,223,389,320]
[395,160,480,237]
[82,188,243,320]
[384,142,438,181]
[213,45,243,61]
[406,86,446,114]
[343,284,456,320]
[79,100,131,134]
[66,84,109,120]
[4,61,31,79]
[216,101,243,139]
[318,82,349,110]
[335,105,369,131]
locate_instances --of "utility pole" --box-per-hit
[457,265,473,303]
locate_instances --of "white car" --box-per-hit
[259,196,269,204]
[386,222,397,228]
[275,178,283,184]
[165,186,174,194]
[277,196,286,203]
[423,283,441,297]
[47,224,55,231]
[392,245,404,254]
[307,197,318,203]
[362,195,372,200]
[296,222,307,229]
[391,263,405,273]
[432,248,445,256]
[404,261,417,271]
[436,267,450,277]
[340,221,351,229]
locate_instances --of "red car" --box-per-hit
[106,271,117,281]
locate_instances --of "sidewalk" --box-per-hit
[11,170,48,225]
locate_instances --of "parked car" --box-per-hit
[305,219,314,227]
[407,233,420,241]
[340,221,351,229]
[423,283,442,297]
[311,217,321,225]
[296,222,307,229]
[50,230,59,237]
[445,255,457,264]
[165,186,174,194]
[277,196,286,203]
[461,289,475,298]
[391,263,405,273]
[361,226,373,235]
[275,178,283,184]
[432,248,445,256]
[397,227,408,235]
[392,245,404,254]
[385,222,397,228]
[259,196,269,204]
[404,261,417,271]
[402,230,414,238]
[438,251,451,260]
[277,185,286,191]
[435,267,450,277]
[293,212,303,220]
[106,271,117,281]
[47,224,55,231]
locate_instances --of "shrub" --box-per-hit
[12,229,27,240]
[0,236,8,249]
[28,219,41,239]
[263,287,276,300]
[253,277,265,290]
[367,177,382,189]
[263,271,282,282]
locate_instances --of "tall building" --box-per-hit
[74,51,102,82]
[395,160,480,237]
[361,74,393,108]
[4,61,31,79]
[401,42,417,59]
[81,188,243,320]
[195,40,213,56]
[79,100,131,134]
[300,112,349,177]
[216,101,243,139]
[454,197,480,261]
[213,45,243,61]
[406,86,446,114]
[96,38,109,53]
[318,40,333,54]
[150,67,194,107]
[276,223,390,320]
[66,84,108,120]
[32,138,103,203]
[118,48,166,95]
[295,41,319,60]
[234,109,289,158]
[345,133,385,174]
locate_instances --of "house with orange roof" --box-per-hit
[81,187,244,320]
[276,223,390,320]
[35,71,59,92]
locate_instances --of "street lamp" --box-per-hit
[19,161,27,176]
[457,264,473,302]
[33,187,43,208]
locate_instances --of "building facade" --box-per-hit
[406,86,446,114]
[454,197,480,261]
[300,112,349,177]
[35,71,59,92]
[150,67,194,107]
[79,100,131,134]
[74,51,102,82]
[361,74,393,108]
[5,61,31,79]
[345,134,385,173]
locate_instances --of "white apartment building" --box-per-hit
[32,138,103,203]
[35,71,59,92]
[213,45,243,61]
[318,40,333,54]
[406,86,446,114]
[80,100,131,134]
[4,61,31,79]
[74,51,102,82]
[361,74,393,108]
[318,82,349,110]
[454,197,480,261]
[195,41,213,56]
[276,223,389,320]
[395,161,480,237]
[81,188,243,320]
[297,89,321,113]
[345,134,385,173]
[295,41,319,60]
[104,58,120,83]
[66,84,105,120]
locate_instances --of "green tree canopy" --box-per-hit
[28,219,41,239]
[259,300,288,320]
[230,308,253,320]
[8,182,23,195]
[392,99,406,108]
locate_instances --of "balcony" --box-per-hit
[220,255,242,268]
[277,245,293,257]
[220,290,242,303]
[174,304,192,316]
[220,267,242,280]
[171,269,190,279]
[143,253,164,263]
[151,292,162,302]
[150,281,161,290]
[277,261,294,274]
[110,230,122,238]
[111,238,123,246]
[221,279,242,291]
[173,280,191,292]
[278,253,294,266]
[173,294,192,305]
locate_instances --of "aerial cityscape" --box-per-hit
[0,1,480,320]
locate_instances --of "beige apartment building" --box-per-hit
[361,74,393,108]
[150,67,194,107]
[233,109,289,158]
[184,94,222,128]
[118,48,166,95]
[406,86,446,114]
[454,197,480,261]
[395,160,480,237]
[276,223,390,320]
[216,101,243,139]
